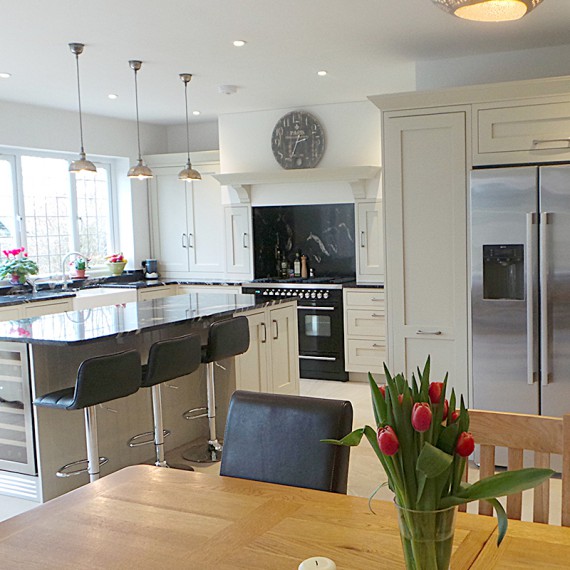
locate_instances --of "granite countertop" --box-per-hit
[0,290,77,308]
[0,292,294,345]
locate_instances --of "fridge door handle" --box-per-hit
[526,213,536,385]
[540,212,550,385]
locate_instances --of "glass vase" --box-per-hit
[395,503,457,570]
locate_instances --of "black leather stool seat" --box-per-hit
[201,316,250,363]
[220,390,353,494]
[34,350,142,411]
[142,334,202,388]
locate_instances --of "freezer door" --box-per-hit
[471,167,539,414]
[539,165,570,417]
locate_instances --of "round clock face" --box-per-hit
[271,111,325,169]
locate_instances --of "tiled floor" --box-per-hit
[0,377,562,525]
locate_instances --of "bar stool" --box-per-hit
[33,350,142,483]
[128,333,202,468]
[183,316,250,463]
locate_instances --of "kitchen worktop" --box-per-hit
[0,292,293,345]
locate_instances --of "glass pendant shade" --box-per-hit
[68,43,96,175]
[178,73,201,182]
[127,60,153,180]
[432,0,543,21]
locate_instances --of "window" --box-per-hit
[0,151,115,277]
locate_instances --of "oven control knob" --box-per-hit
[282,291,287,296]
[287,291,292,296]
[311,292,316,299]
[269,290,274,295]
[323,292,329,299]
[298,292,303,298]
[317,292,322,299]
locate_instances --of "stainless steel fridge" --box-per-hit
[471,165,570,418]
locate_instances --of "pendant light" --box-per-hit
[127,60,153,180]
[68,43,96,175]
[432,0,543,22]
[178,73,201,181]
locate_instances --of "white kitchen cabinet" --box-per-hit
[0,305,23,322]
[356,201,384,282]
[72,288,137,310]
[382,110,469,397]
[235,301,299,395]
[224,206,252,278]
[177,284,242,295]
[137,285,177,302]
[343,288,386,373]
[0,298,73,322]
[147,152,225,280]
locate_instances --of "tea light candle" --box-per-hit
[298,557,337,570]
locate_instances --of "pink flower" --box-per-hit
[456,432,475,457]
[377,426,399,456]
[411,402,432,432]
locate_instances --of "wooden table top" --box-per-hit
[0,465,498,569]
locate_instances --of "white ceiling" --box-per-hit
[1,0,569,125]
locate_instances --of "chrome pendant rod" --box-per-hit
[70,43,86,156]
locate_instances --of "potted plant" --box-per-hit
[324,357,554,570]
[0,247,39,285]
[73,257,87,278]
[105,253,127,276]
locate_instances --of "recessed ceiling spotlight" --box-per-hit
[218,84,238,95]
[317,70,327,77]
[0,72,11,79]
[233,40,246,47]
[108,93,118,100]
[192,110,201,116]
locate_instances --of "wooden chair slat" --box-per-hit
[563,416,570,527]
[533,451,550,524]
[506,448,524,519]
[478,444,495,516]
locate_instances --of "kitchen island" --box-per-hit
[0,292,297,502]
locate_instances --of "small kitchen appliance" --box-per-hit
[142,259,159,280]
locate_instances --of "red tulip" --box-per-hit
[398,393,404,405]
[411,402,432,432]
[379,385,386,398]
[429,382,444,404]
[456,432,475,457]
[442,399,449,419]
[450,410,460,423]
[377,426,399,456]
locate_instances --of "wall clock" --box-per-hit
[271,111,326,169]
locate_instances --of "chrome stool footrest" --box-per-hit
[56,456,109,478]
[183,406,207,421]
[127,429,171,448]
[182,439,223,463]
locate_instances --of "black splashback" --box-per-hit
[253,204,355,279]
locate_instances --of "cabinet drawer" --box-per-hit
[345,290,385,308]
[137,285,177,301]
[24,300,71,318]
[475,100,570,164]
[347,339,386,371]
[346,309,385,337]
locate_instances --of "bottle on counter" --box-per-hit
[294,252,301,277]
[301,255,308,279]
[280,254,289,279]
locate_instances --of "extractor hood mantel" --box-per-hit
[213,166,380,203]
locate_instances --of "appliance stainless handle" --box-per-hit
[272,319,278,340]
[299,355,337,362]
[297,306,335,311]
[260,322,267,344]
[526,213,536,385]
[360,231,366,248]
[181,233,187,248]
[532,137,570,146]
[416,330,442,335]
[540,212,550,385]
[242,233,248,248]
[188,233,194,248]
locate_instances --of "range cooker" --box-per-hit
[242,277,353,382]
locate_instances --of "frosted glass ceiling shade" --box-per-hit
[432,0,544,22]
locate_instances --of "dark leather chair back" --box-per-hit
[142,333,202,388]
[203,316,250,363]
[220,390,353,494]
[69,350,142,410]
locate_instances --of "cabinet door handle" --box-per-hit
[188,233,194,248]
[372,343,384,348]
[371,313,384,318]
[272,319,279,340]
[532,137,570,147]
[416,330,442,335]
[371,297,384,302]
[360,230,366,248]
[182,233,187,248]
[242,233,248,248]
[260,322,267,343]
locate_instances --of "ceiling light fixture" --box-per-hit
[178,74,201,182]
[432,0,543,22]
[0,72,11,79]
[68,43,96,175]
[192,110,201,116]
[108,93,118,100]
[233,40,246,47]
[317,70,327,76]
[127,60,153,180]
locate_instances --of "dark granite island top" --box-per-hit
[0,292,286,345]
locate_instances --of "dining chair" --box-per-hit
[220,390,353,493]
[462,409,570,526]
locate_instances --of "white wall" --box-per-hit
[0,99,169,267]
[166,120,219,153]
[416,44,570,91]
[218,101,381,205]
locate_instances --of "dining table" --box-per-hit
[0,464,562,569]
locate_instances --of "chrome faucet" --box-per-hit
[61,252,87,290]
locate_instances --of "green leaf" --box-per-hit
[485,498,509,546]
[437,423,460,455]
[456,468,555,502]
[416,442,453,479]
[368,372,387,427]
[321,427,366,447]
